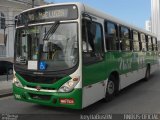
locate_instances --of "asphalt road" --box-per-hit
[0,70,160,119]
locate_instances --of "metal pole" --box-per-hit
[4,25,6,46]
[3,26,8,81]
[6,57,8,81]
[32,0,34,8]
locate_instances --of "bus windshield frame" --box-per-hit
[14,22,79,72]
[14,4,80,72]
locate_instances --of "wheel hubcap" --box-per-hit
[107,81,115,95]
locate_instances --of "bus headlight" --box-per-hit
[13,76,23,88]
[58,77,80,92]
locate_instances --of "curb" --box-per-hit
[0,89,13,98]
[0,93,13,98]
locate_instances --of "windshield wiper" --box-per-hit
[43,21,60,41]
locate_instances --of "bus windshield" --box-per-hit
[15,23,78,71]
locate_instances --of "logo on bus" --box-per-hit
[59,98,75,104]
[119,58,132,70]
[39,61,47,70]
[119,56,145,70]
[36,86,41,91]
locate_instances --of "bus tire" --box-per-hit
[104,75,116,102]
[144,66,150,81]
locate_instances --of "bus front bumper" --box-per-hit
[13,84,82,109]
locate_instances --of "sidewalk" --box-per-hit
[0,57,13,62]
[0,76,13,98]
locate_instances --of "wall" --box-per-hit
[0,0,47,59]
[151,0,160,40]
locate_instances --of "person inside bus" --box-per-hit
[82,41,93,52]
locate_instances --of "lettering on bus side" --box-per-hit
[138,57,145,68]
[119,57,145,70]
[119,58,132,70]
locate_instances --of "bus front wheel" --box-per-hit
[104,75,116,102]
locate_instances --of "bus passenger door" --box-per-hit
[82,19,106,107]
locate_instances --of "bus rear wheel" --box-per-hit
[104,75,116,102]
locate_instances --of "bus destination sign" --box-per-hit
[17,5,78,26]
[28,9,68,20]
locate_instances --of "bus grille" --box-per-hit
[20,74,62,84]
[29,93,51,101]
[26,85,56,91]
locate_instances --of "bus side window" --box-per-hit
[152,37,157,51]
[82,20,104,65]
[133,30,140,51]
[148,36,152,51]
[152,37,154,51]
[155,38,158,51]
[119,26,130,51]
[145,35,149,51]
[140,33,147,52]
[105,21,118,51]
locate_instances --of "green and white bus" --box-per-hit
[13,3,159,109]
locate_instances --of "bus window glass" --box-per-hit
[133,31,140,51]
[155,38,158,51]
[15,23,78,71]
[105,21,118,51]
[152,37,157,51]
[140,33,147,51]
[148,36,152,51]
[94,24,103,54]
[120,26,130,51]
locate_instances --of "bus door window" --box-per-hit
[145,35,149,51]
[82,20,93,52]
[82,20,104,64]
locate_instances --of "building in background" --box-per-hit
[145,20,151,32]
[151,0,160,41]
[0,0,47,60]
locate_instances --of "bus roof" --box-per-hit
[20,2,156,37]
[83,4,156,37]
[21,2,82,13]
